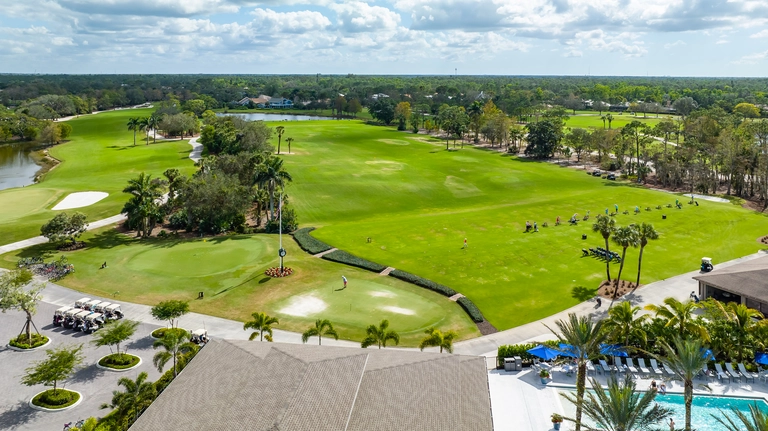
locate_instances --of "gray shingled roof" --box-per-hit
[131,340,493,431]
[693,255,768,301]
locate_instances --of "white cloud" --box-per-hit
[751,29,768,38]
[736,49,768,64]
[250,8,331,33]
[664,40,685,49]
[329,2,401,32]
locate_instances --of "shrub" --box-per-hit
[496,341,560,368]
[99,353,140,369]
[32,389,79,409]
[265,207,298,233]
[456,297,485,323]
[151,328,169,339]
[154,349,198,394]
[168,210,190,231]
[9,333,48,349]
[321,250,386,273]
[291,227,332,254]
[388,270,457,297]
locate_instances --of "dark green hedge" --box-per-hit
[497,341,560,368]
[321,250,386,273]
[457,297,484,323]
[388,269,457,297]
[291,227,332,255]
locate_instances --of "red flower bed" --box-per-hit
[265,267,294,278]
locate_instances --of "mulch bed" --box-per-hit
[597,279,640,299]
[57,241,86,251]
[476,320,498,335]
[759,235,768,245]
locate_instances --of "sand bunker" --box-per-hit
[279,295,327,317]
[369,291,396,298]
[381,306,415,315]
[52,192,108,210]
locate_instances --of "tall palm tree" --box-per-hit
[152,328,198,377]
[709,301,763,362]
[419,327,458,353]
[715,403,768,431]
[139,117,150,144]
[603,301,648,348]
[301,319,338,345]
[562,374,672,431]
[122,172,165,237]
[361,320,400,349]
[100,371,157,426]
[601,115,607,129]
[606,113,614,129]
[653,337,712,431]
[243,312,279,342]
[255,156,293,221]
[611,225,639,293]
[467,100,484,142]
[645,297,708,341]
[592,214,616,282]
[285,137,293,154]
[275,126,285,154]
[127,117,140,146]
[635,223,659,289]
[148,113,161,144]
[546,313,607,431]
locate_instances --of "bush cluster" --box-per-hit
[154,350,198,394]
[151,328,169,339]
[265,267,294,277]
[321,250,386,273]
[388,270,457,297]
[456,297,485,323]
[291,227,333,254]
[33,389,79,408]
[100,353,140,369]
[9,333,49,349]
[496,341,559,368]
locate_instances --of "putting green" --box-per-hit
[126,240,270,277]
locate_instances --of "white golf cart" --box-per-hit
[85,299,103,311]
[93,302,112,314]
[63,308,83,329]
[701,257,714,273]
[104,304,124,320]
[72,310,92,331]
[82,313,105,333]
[191,329,209,346]
[75,297,91,309]
[53,306,74,327]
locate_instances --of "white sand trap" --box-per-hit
[381,306,415,315]
[53,192,108,210]
[279,295,327,317]
[370,291,396,298]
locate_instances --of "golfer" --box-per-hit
[342,276,348,289]
[614,204,618,213]
[463,238,468,249]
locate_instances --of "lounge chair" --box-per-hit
[599,359,616,374]
[637,358,651,377]
[738,363,757,383]
[714,363,732,383]
[699,365,713,381]
[625,358,639,375]
[726,363,744,383]
[586,360,596,376]
[615,357,627,373]
[649,359,665,376]
[663,362,680,380]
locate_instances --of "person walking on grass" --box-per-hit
[534,222,538,232]
[463,238,467,249]
[614,204,619,213]
[556,216,561,226]
[342,276,347,289]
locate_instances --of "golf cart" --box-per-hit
[63,308,83,329]
[592,169,602,177]
[191,329,209,346]
[53,306,74,327]
[607,173,616,180]
[72,310,92,331]
[75,297,91,309]
[93,302,112,314]
[104,304,124,320]
[82,313,105,334]
[85,299,103,311]
[701,257,714,273]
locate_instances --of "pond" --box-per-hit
[217,112,333,122]
[0,142,41,191]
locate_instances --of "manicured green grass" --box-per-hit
[266,120,768,330]
[0,109,196,243]
[0,228,477,345]
[564,113,670,130]
[99,353,140,370]
[31,389,80,409]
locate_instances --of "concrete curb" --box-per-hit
[28,390,83,412]
[7,336,52,352]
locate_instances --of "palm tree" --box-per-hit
[653,337,712,431]
[709,301,763,362]
[592,214,616,282]
[645,297,708,341]
[152,328,198,377]
[467,100,484,142]
[546,313,607,431]
[127,117,140,146]
[562,374,672,431]
[715,403,768,431]
[243,312,279,342]
[361,320,400,349]
[603,301,648,348]
[275,126,285,154]
[635,223,659,289]
[419,327,458,353]
[148,113,161,144]
[285,137,293,154]
[101,371,157,426]
[122,172,165,237]
[606,113,614,129]
[601,115,607,129]
[139,117,150,144]
[301,319,338,345]
[255,156,292,221]
[611,225,639,294]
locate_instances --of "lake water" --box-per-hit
[217,112,333,121]
[0,142,40,191]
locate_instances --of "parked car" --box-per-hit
[53,306,74,327]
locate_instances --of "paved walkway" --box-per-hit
[0,214,127,255]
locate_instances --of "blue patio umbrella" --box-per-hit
[527,345,560,360]
[558,343,579,358]
[755,352,768,365]
[701,349,714,361]
[600,344,628,357]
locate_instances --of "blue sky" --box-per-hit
[2,0,768,76]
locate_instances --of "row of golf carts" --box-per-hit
[52,298,125,334]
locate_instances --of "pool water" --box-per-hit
[653,393,768,431]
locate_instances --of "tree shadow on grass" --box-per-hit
[0,401,39,429]
[86,229,135,250]
[571,285,598,302]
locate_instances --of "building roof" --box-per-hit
[693,254,768,301]
[130,340,493,431]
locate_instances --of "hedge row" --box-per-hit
[291,227,332,255]
[456,297,484,323]
[388,269,457,297]
[496,341,559,368]
[321,250,387,273]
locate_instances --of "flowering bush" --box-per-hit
[265,267,293,278]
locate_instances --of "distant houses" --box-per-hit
[236,95,293,109]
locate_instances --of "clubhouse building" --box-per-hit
[694,254,768,314]
[130,340,493,431]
